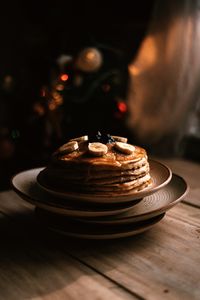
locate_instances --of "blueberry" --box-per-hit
[88,132,116,144]
[107,134,115,144]
[96,131,102,141]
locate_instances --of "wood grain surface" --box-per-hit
[0,158,199,300]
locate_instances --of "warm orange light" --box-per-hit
[56,84,65,91]
[49,102,57,111]
[33,103,45,116]
[60,74,69,81]
[86,51,95,60]
[129,35,157,76]
[117,101,127,113]
[41,88,46,97]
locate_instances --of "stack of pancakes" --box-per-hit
[38,135,152,196]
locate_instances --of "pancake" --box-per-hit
[53,143,147,170]
[38,134,152,197]
[40,160,149,181]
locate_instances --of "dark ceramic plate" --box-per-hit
[36,160,172,203]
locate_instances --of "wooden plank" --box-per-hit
[157,158,200,208]
[0,190,33,213]
[0,212,138,300]
[167,202,200,227]
[61,203,200,300]
[1,191,200,299]
[68,214,200,300]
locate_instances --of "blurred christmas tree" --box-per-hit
[34,45,129,153]
[0,1,153,190]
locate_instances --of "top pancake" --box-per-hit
[53,142,147,171]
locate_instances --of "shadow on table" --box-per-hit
[0,210,163,299]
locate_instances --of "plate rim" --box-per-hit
[12,187,137,217]
[36,159,172,203]
[73,173,189,224]
[11,166,188,221]
[38,213,165,240]
[11,176,138,217]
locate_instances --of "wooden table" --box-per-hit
[0,158,200,300]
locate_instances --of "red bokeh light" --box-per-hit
[41,88,46,97]
[117,101,127,113]
[60,74,69,81]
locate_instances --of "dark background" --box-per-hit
[4,0,199,194]
[0,1,199,191]
[0,1,155,190]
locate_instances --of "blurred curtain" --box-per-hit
[128,0,200,155]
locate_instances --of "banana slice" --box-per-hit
[70,135,88,142]
[88,142,108,156]
[115,142,135,154]
[58,141,79,154]
[111,135,128,143]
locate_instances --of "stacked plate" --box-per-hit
[12,160,188,239]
